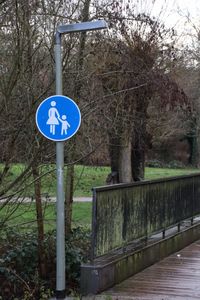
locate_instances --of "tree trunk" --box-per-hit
[24,1,46,278]
[106,133,120,184]
[131,129,145,181]
[131,96,148,181]
[187,117,200,167]
[32,165,46,279]
[65,161,74,235]
[119,132,133,183]
[64,0,91,233]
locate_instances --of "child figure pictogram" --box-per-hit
[58,115,70,135]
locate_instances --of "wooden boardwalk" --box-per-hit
[95,240,200,300]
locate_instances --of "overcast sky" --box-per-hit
[151,0,199,30]
[123,0,199,29]
[141,0,200,45]
[120,1,199,45]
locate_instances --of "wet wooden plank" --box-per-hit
[97,240,200,299]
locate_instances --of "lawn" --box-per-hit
[1,164,199,198]
[0,164,199,230]
[0,202,92,231]
[0,164,109,197]
[38,165,200,196]
[145,167,200,180]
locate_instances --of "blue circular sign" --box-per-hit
[36,95,81,141]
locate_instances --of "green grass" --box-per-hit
[0,202,92,231]
[40,164,110,196]
[145,167,200,180]
[0,164,200,230]
[1,164,199,198]
[0,164,110,197]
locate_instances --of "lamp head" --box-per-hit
[57,20,108,34]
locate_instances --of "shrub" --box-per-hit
[0,227,90,299]
[145,159,164,168]
[166,160,186,169]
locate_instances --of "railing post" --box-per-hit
[162,229,165,239]
[91,188,97,261]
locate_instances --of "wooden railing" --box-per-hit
[91,173,200,259]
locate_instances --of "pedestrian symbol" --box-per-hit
[46,100,71,136]
[35,95,81,141]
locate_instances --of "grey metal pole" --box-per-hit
[53,21,107,299]
[55,32,66,299]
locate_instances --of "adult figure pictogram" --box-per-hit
[46,101,60,135]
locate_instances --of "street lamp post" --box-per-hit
[54,20,107,299]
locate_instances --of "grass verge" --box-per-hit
[0,202,92,232]
[0,165,199,230]
[0,164,199,197]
